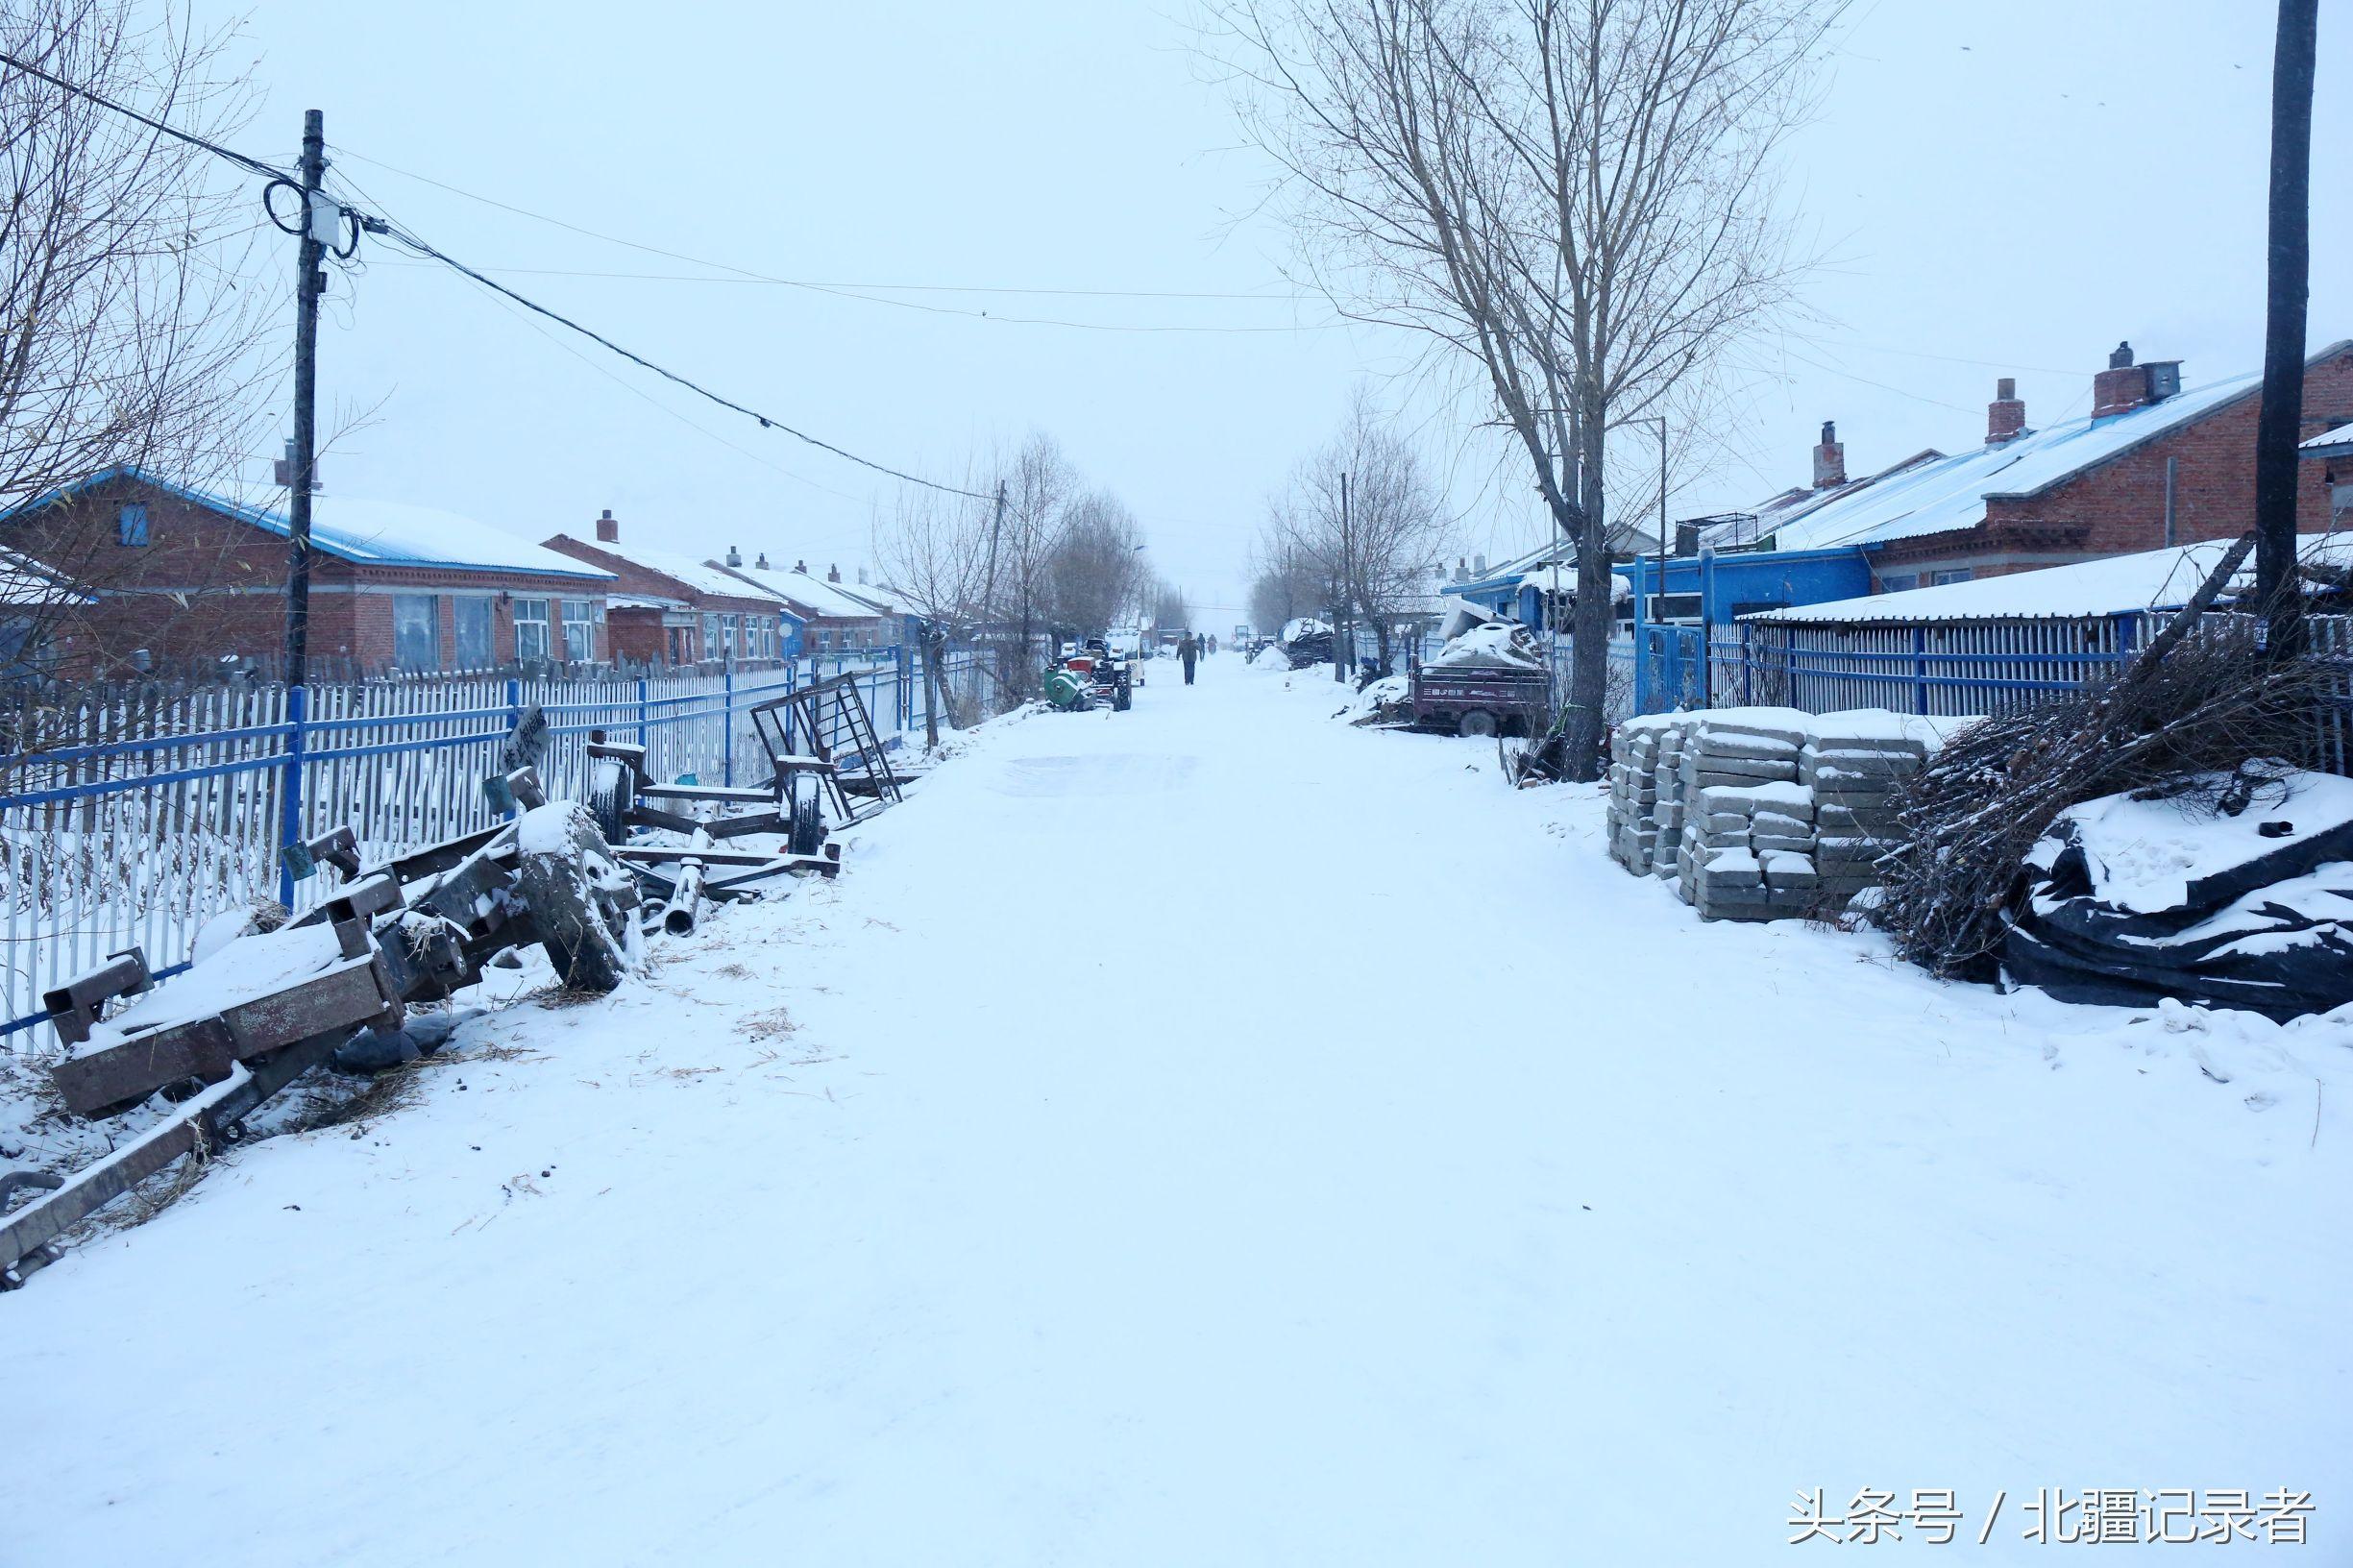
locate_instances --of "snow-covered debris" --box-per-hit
[2006,768,2353,1018]
[1430,622,1542,670]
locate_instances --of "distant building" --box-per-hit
[712,554,900,654]
[2302,419,2353,525]
[1628,338,2353,625]
[542,510,795,667]
[0,467,616,677]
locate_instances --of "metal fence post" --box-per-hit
[722,659,735,787]
[636,676,648,745]
[1912,626,1928,716]
[276,684,306,909]
[1741,625,1753,706]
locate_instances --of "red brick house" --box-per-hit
[542,510,793,667]
[1703,339,2353,590]
[713,553,900,654]
[2303,419,2353,525]
[0,468,618,678]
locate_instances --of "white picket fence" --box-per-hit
[0,648,993,1043]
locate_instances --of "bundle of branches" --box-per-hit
[1873,537,2344,978]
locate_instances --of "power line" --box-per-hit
[371,217,993,499]
[0,54,993,502]
[331,144,1312,304]
[0,48,291,183]
[367,256,1341,333]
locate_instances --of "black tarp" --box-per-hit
[2004,803,2353,1020]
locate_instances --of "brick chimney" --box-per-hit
[827,563,842,583]
[794,559,807,574]
[755,551,770,570]
[724,545,742,567]
[857,565,869,585]
[1812,420,1846,488]
[1987,378,2027,445]
[596,507,619,544]
[2093,340,2148,418]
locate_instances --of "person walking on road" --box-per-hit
[1179,635,1199,685]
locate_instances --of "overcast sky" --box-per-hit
[206,0,2345,626]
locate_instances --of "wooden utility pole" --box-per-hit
[282,110,329,686]
[1334,470,1351,682]
[2254,0,2319,656]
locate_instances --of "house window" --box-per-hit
[1930,569,1973,586]
[116,505,148,547]
[1877,575,1919,595]
[1646,593,1702,624]
[453,598,493,668]
[392,594,440,670]
[701,613,722,660]
[562,599,595,663]
[515,598,551,662]
[818,626,834,652]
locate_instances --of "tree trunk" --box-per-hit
[1559,396,1613,782]
[920,631,947,749]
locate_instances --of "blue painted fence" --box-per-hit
[0,647,991,1043]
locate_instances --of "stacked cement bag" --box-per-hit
[1801,713,1931,910]
[1607,716,1701,876]
[1605,706,1945,921]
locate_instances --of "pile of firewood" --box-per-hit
[1872,537,2344,979]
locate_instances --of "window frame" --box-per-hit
[514,597,551,663]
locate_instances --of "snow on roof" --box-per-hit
[546,538,783,603]
[714,562,896,620]
[607,592,689,612]
[1747,532,2353,625]
[1752,344,2351,555]
[2303,420,2353,454]
[0,468,617,581]
[298,498,618,579]
[0,545,92,607]
[1695,450,1946,551]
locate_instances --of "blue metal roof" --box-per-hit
[0,466,617,582]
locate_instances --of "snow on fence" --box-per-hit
[0,647,988,1044]
[1624,612,2353,772]
[1721,614,2148,718]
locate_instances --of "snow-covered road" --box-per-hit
[8,653,2349,1564]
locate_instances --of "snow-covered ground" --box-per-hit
[5,650,2347,1563]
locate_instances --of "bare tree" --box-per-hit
[1207,0,1833,775]
[874,484,993,749]
[1149,579,1189,635]
[988,431,1076,695]
[1048,491,1146,639]
[1261,394,1450,672]
[1247,535,1322,639]
[0,0,270,679]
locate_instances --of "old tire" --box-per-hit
[588,758,636,845]
[1458,708,1500,740]
[787,772,825,857]
[518,805,641,993]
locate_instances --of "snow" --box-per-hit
[5,672,2350,1564]
[71,922,351,1056]
[562,540,787,602]
[1749,532,2353,626]
[296,497,617,580]
[513,800,576,856]
[720,561,898,620]
[1430,622,1542,668]
[1753,350,2350,554]
[2062,770,2353,915]
[2301,419,2353,453]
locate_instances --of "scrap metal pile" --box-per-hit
[0,674,908,1288]
[1043,639,1134,713]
